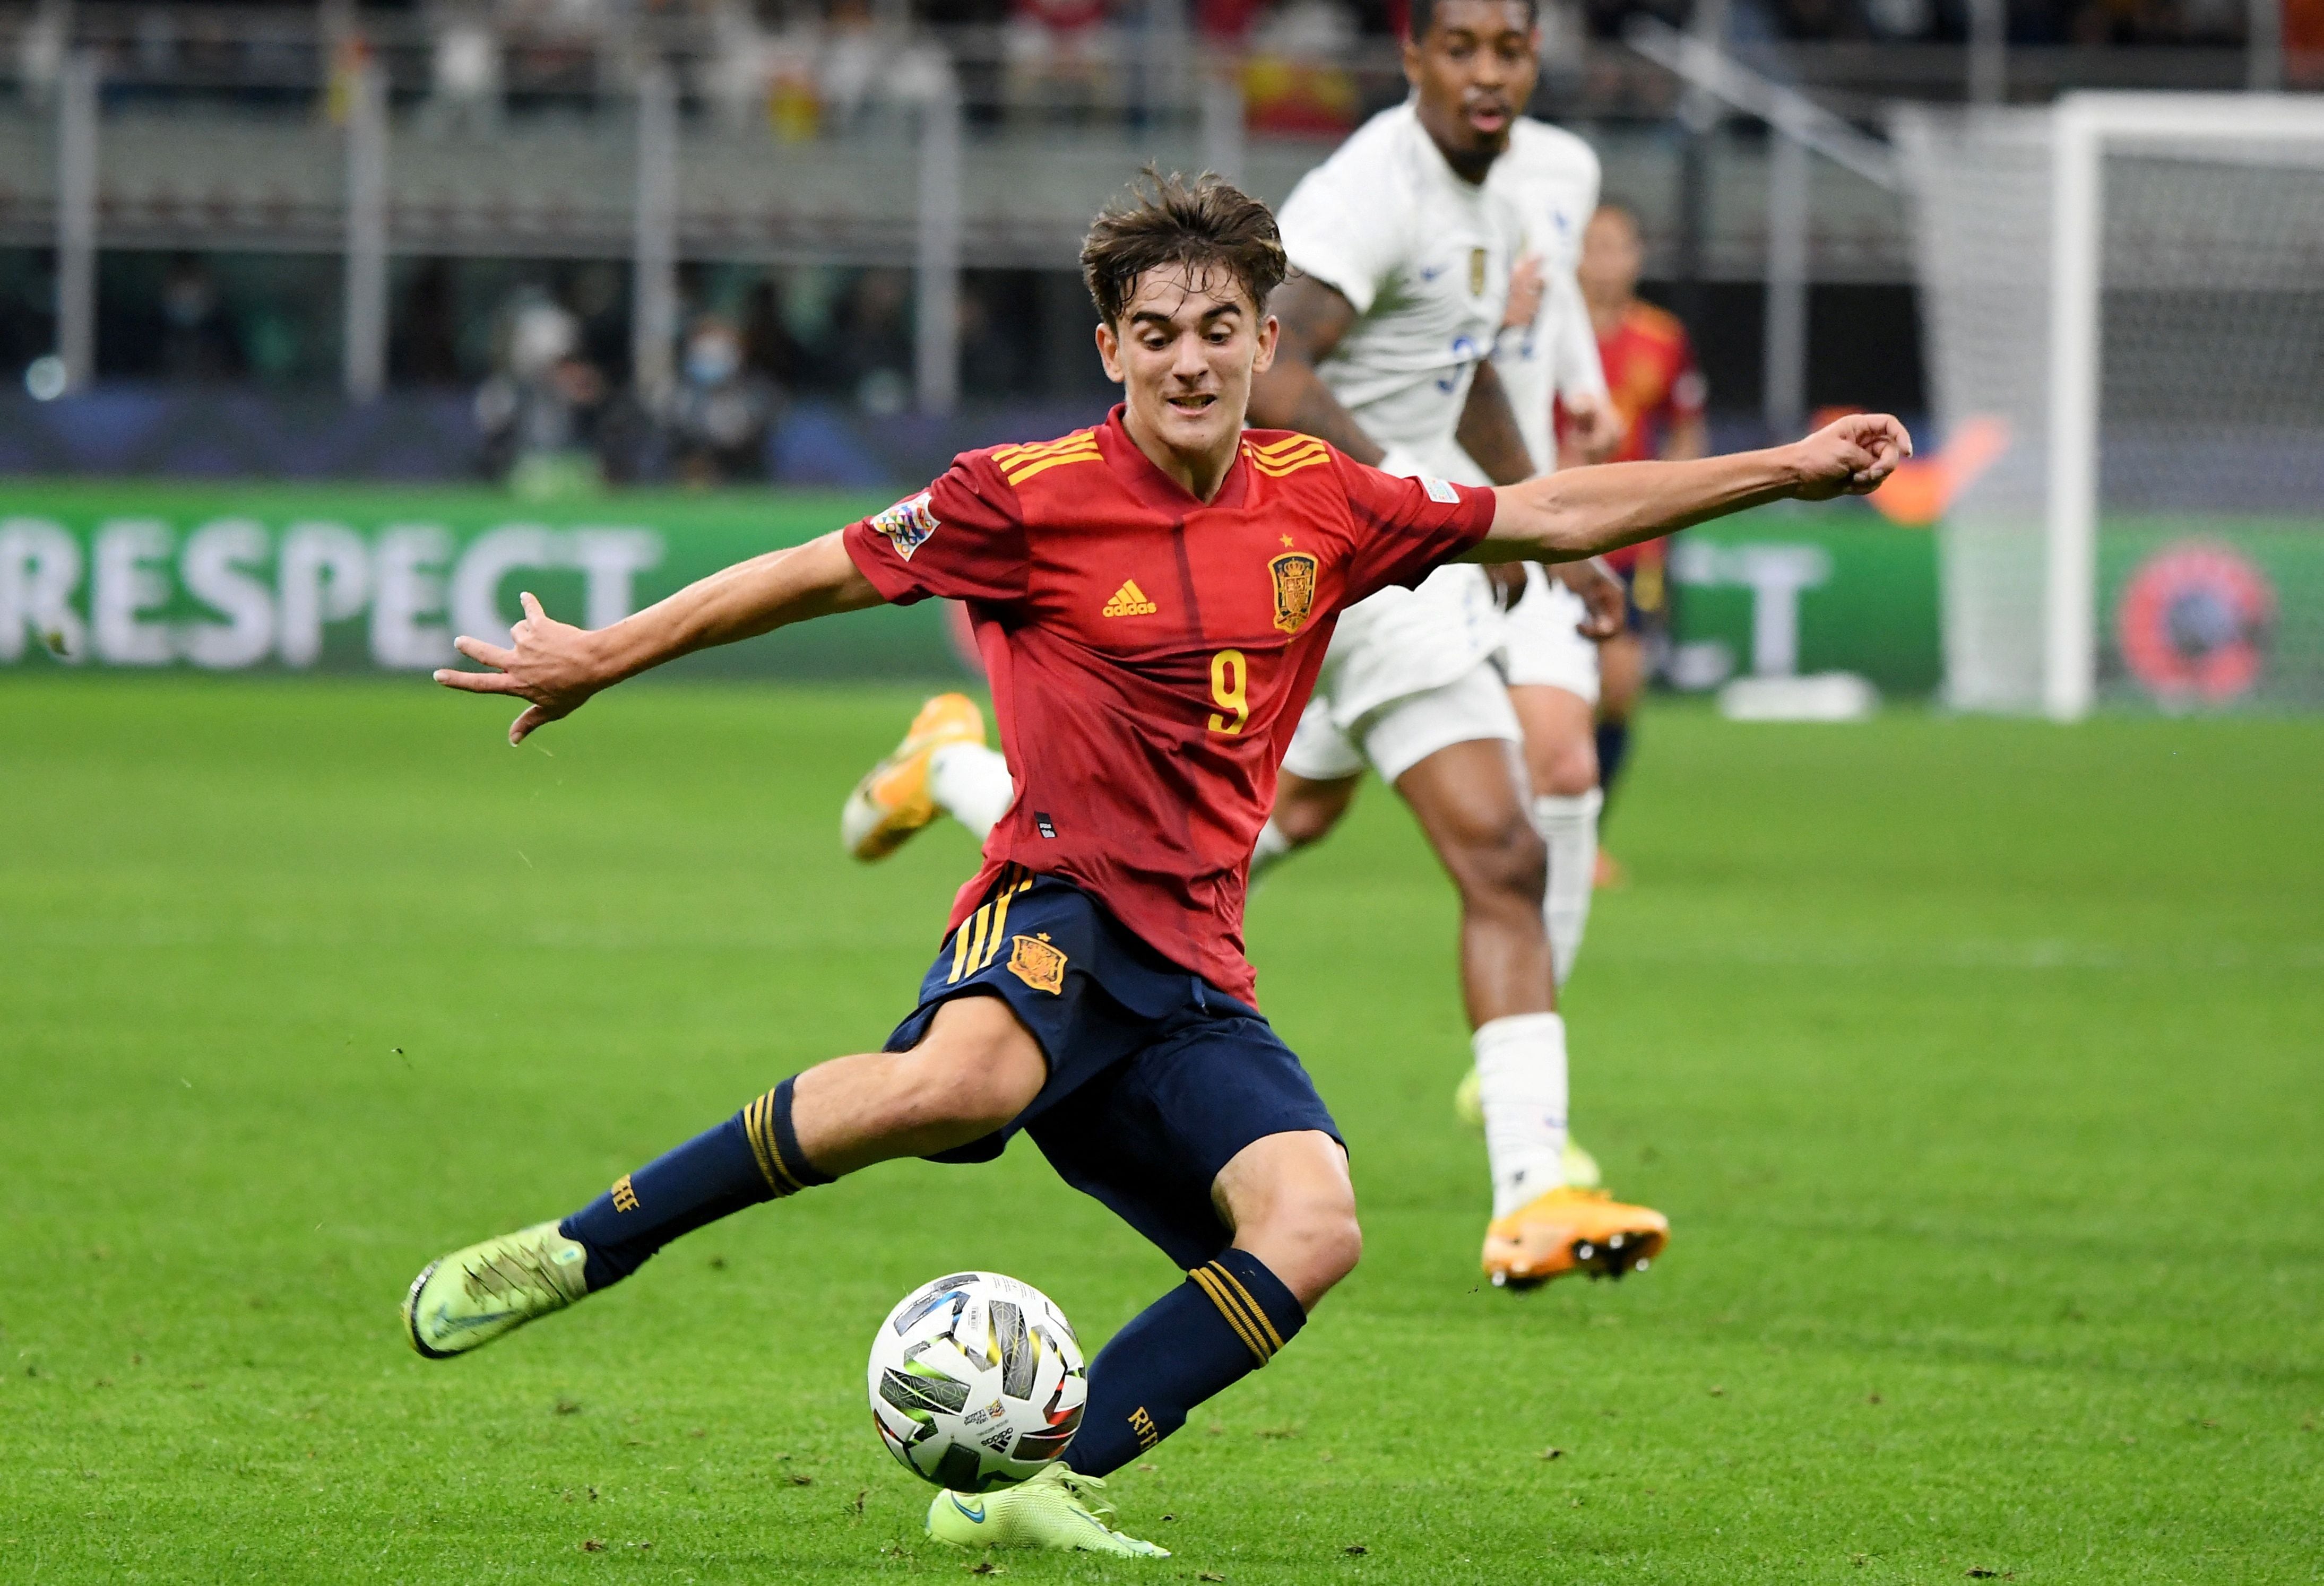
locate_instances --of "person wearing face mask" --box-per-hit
[665,314,783,486]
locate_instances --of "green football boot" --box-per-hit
[401,1220,590,1359]
[925,1466,1170,1558]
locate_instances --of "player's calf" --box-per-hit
[402,999,1047,1359]
[1063,1132,1349,1477]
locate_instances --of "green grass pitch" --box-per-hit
[3,677,2320,1583]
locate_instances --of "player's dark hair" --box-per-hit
[1406,0,1539,42]
[1080,169,1288,329]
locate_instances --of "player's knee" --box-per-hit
[1527,735,1599,800]
[1303,1203,1363,1293]
[1249,1192,1362,1307]
[1451,817,1548,913]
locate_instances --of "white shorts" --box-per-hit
[1500,565,1601,706]
[1281,658,1522,786]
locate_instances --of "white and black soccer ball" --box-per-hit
[866,1271,1085,1492]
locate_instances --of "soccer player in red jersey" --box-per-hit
[1562,201,1707,881]
[402,174,1907,1557]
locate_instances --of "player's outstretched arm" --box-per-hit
[1467,412,1912,565]
[435,531,883,744]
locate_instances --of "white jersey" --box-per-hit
[1482,118,1609,478]
[1277,101,1525,466]
[1276,102,1527,718]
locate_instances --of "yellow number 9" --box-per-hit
[1208,648,1249,735]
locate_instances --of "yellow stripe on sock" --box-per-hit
[741,1092,799,1196]
[1188,1266,1272,1366]
[762,1113,808,1196]
[1207,1262,1288,1355]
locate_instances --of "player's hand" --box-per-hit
[434,591,606,745]
[1502,255,1545,332]
[1553,557,1626,640]
[1562,392,1625,465]
[1788,413,1912,500]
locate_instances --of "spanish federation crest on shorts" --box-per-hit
[1007,933,1068,995]
[1269,552,1319,635]
[869,490,940,561]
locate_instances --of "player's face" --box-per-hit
[1405,0,1540,180]
[1096,264,1278,463]
[1578,207,1643,305]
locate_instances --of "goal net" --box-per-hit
[1897,94,2324,717]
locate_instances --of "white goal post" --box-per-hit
[1899,93,2324,719]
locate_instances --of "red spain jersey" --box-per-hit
[1561,301,1706,573]
[842,405,1496,1005]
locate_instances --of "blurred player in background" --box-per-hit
[1565,201,1706,881]
[1243,0,1663,1288]
[1475,110,1623,997]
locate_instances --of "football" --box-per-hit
[866,1271,1086,1492]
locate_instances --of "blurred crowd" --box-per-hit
[430,257,1076,487]
[15,0,2310,133]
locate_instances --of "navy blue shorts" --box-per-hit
[884,865,1341,1270]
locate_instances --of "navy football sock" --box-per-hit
[1595,720,1631,815]
[1064,1248,1307,1477]
[559,1076,832,1291]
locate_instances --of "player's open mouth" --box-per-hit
[1465,101,1510,134]
[1168,394,1217,413]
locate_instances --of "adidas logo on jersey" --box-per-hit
[1102,579,1157,618]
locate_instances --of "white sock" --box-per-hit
[1248,818,1293,887]
[1534,789,1602,989]
[1474,1012,1569,1219]
[928,742,1015,841]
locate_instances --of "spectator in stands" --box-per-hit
[475,293,611,489]
[664,314,782,485]
[423,0,504,134]
[1005,0,1121,123]
[1241,0,1362,135]
[158,255,243,382]
[822,0,956,129]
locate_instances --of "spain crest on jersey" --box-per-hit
[869,490,939,561]
[1269,551,1319,635]
[1006,933,1068,995]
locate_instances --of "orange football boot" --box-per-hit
[1482,1186,1668,1289]
[839,692,986,861]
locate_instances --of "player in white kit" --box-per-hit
[1483,117,1628,993]
[1241,0,1667,1288]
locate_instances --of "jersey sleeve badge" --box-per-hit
[1269,551,1320,635]
[868,490,940,561]
[1006,933,1068,995]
